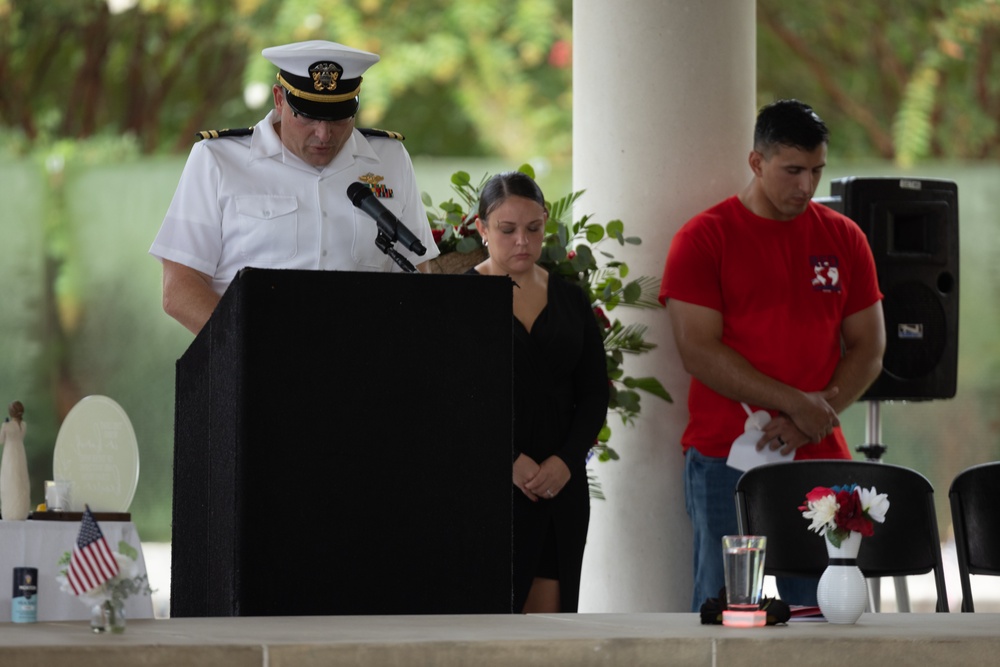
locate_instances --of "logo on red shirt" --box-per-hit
[810,255,841,292]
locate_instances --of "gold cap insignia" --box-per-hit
[310,62,342,92]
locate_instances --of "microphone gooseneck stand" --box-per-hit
[856,400,910,612]
[375,230,417,273]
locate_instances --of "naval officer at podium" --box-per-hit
[150,40,439,334]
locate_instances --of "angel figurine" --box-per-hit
[0,400,31,520]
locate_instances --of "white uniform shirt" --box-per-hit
[149,109,439,295]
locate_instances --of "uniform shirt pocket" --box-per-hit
[235,195,299,262]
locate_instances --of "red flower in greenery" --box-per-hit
[548,40,572,69]
[593,306,611,330]
[432,228,444,243]
[457,213,479,237]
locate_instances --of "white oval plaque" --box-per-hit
[53,395,140,512]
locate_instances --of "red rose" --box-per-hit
[835,488,874,536]
[803,486,834,505]
[593,306,611,330]
[432,228,444,243]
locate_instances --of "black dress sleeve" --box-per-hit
[552,279,609,470]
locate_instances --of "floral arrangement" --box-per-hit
[423,165,671,465]
[799,484,890,547]
[57,540,154,608]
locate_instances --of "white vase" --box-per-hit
[816,530,868,624]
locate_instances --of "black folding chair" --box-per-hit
[949,461,1000,612]
[735,459,949,612]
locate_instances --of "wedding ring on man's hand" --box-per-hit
[546,489,553,497]
[777,436,786,446]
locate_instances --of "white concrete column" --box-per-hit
[574,0,756,611]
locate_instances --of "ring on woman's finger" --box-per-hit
[546,489,553,498]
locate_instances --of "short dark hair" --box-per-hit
[477,171,546,222]
[754,99,829,155]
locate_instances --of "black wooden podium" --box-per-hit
[171,268,514,617]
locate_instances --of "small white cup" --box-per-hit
[44,480,72,511]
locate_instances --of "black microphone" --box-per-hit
[347,182,427,256]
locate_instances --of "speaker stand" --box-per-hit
[857,400,887,462]
[856,400,911,613]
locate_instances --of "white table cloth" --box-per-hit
[0,519,153,622]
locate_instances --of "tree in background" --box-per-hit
[245,0,573,160]
[0,0,572,160]
[0,0,267,153]
[758,0,1000,165]
[3,0,997,165]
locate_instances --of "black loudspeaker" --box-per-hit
[819,177,959,401]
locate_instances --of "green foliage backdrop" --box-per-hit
[758,0,1000,164]
[0,0,573,160]
[4,1,995,164]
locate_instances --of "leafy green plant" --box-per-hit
[423,164,671,463]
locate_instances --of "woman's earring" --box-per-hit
[483,239,489,247]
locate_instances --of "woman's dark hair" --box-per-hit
[753,99,829,156]
[477,171,546,223]
[8,400,24,422]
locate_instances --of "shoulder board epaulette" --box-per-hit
[195,127,254,141]
[358,127,405,141]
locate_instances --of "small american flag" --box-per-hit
[67,506,120,595]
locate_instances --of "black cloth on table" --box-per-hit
[469,269,609,612]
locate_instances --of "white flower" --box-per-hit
[114,551,140,580]
[802,493,839,535]
[56,569,110,608]
[859,486,890,524]
[56,548,152,608]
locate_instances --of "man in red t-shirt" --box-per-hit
[659,100,885,611]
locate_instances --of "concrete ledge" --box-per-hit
[2,613,998,667]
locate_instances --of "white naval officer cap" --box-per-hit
[262,40,381,121]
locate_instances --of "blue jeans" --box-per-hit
[684,448,743,611]
[684,448,818,611]
[775,575,818,607]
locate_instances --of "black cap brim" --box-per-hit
[283,88,359,121]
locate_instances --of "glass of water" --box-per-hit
[722,535,767,611]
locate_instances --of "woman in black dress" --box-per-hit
[470,172,608,612]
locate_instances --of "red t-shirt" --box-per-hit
[659,196,883,459]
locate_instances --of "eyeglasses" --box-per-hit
[289,112,354,128]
